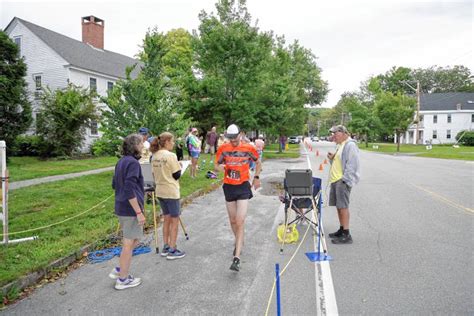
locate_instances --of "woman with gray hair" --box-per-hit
[109,134,145,290]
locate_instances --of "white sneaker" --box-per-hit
[108,267,120,280]
[115,275,142,290]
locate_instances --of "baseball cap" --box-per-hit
[225,124,240,139]
[138,127,149,135]
[191,127,198,133]
[329,125,348,134]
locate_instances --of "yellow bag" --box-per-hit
[277,224,299,244]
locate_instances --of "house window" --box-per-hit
[89,77,97,92]
[447,114,451,123]
[432,130,437,139]
[447,130,451,139]
[472,114,474,123]
[433,115,437,124]
[107,81,114,92]
[14,36,21,57]
[34,75,42,99]
[419,115,423,122]
[90,120,99,136]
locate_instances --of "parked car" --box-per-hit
[311,136,319,142]
[288,136,300,144]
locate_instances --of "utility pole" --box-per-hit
[415,81,420,145]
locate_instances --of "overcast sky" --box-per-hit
[1,0,472,107]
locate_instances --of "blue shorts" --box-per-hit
[158,198,181,218]
[190,151,200,159]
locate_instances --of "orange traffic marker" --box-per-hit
[323,159,328,164]
[318,163,324,171]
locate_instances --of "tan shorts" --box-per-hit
[205,143,215,154]
[118,215,143,240]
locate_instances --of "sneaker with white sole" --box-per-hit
[115,275,142,290]
[167,248,186,260]
[108,267,120,280]
[230,257,240,272]
[161,244,171,257]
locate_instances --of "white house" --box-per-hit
[399,93,474,145]
[4,16,141,150]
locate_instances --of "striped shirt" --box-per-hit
[216,142,259,185]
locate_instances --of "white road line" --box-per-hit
[305,144,339,315]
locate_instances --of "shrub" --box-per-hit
[455,130,474,146]
[90,137,122,157]
[11,135,42,156]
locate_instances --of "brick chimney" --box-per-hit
[82,16,104,49]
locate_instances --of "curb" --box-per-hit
[1,178,223,301]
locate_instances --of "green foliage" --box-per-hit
[11,134,42,156]
[0,31,32,157]
[35,85,97,157]
[90,137,121,157]
[192,0,328,136]
[455,130,474,146]
[374,92,416,151]
[101,29,193,142]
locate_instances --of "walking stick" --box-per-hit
[151,192,159,254]
[179,218,189,240]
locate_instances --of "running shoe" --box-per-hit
[328,228,343,238]
[331,234,353,244]
[230,257,241,272]
[115,275,142,290]
[161,244,171,257]
[167,248,186,260]
[108,267,120,279]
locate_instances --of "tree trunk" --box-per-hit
[364,134,369,148]
[397,132,401,152]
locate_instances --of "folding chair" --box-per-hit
[279,169,328,255]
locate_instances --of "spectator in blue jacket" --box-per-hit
[109,134,145,290]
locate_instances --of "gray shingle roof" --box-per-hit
[420,93,474,111]
[14,17,142,79]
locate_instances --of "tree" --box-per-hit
[36,85,97,157]
[0,31,32,156]
[101,29,193,145]
[342,93,380,147]
[412,65,474,93]
[192,0,274,130]
[374,92,416,152]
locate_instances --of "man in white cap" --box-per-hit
[215,124,262,271]
[327,125,360,244]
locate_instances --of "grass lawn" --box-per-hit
[0,160,222,290]
[264,143,300,159]
[8,156,118,182]
[360,143,474,161]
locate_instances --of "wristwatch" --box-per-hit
[254,175,260,179]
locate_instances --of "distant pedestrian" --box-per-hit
[327,125,360,244]
[205,126,218,166]
[138,127,152,164]
[175,137,184,161]
[215,124,261,272]
[217,133,226,148]
[150,132,186,260]
[279,135,287,152]
[188,128,201,178]
[255,135,265,162]
[110,134,145,290]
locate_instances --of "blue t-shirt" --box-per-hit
[112,155,144,216]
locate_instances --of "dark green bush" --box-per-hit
[11,135,42,156]
[455,130,474,146]
[90,137,122,156]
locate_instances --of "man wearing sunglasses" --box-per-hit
[327,125,360,244]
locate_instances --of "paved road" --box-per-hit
[3,142,473,315]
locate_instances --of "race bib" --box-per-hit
[226,169,241,181]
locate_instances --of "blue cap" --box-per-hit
[138,127,149,135]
